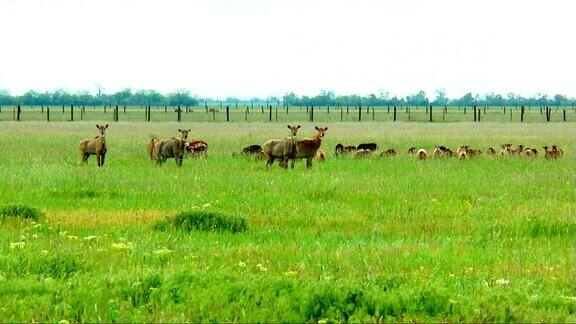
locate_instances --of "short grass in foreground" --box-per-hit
[0,121,574,322]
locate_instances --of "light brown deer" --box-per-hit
[262,125,301,168]
[149,129,190,166]
[417,149,428,160]
[316,150,326,162]
[292,126,328,169]
[79,124,108,167]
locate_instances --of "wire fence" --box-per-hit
[1,104,575,123]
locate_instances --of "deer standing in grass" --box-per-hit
[262,125,301,169]
[149,129,190,166]
[79,124,108,167]
[291,126,328,169]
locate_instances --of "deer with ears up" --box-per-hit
[149,129,191,166]
[291,126,328,169]
[79,124,109,167]
[262,125,301,169]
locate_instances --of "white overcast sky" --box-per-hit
[0,0,574,99]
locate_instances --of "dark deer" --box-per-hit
[149,129,190,166]
[79,124,108,167]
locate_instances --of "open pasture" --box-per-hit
[0,121,574,322]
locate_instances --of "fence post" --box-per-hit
[62,105,64,113]
[408,107,411,121]
[70,105,74,121]
[346,106,349,114]
[540,106,542,114]
[123,105,126,114]
[520,106,524,122]
[340,106,343,122]
[393,105,397,122]
[17,105,21,121]
[286,105,289,114]
[546,106,550,122]
[104,105,107,114]
[358,105,362,122]
[477,106,480,122]
[81,105,84,120]
[372,106,375,121]
[245,106,248,122]
[387,106,390,114]
[47,107,50,121]
[563,109,566,122]
[226,105,230,122]
[275,106,278,122]
[429,104,433,122]
[327,105,330,114]
[177,106,181,122]
[464,106,467,115]
[310,106,314,122]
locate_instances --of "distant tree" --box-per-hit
[432,89,448,106]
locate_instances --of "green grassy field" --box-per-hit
[0,121,574,322]
[1,105,575,123]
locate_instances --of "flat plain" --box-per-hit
[0,121,574,322]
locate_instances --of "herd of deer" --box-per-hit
[78,124,564,168]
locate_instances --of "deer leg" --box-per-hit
[100,153,106,166]
[306,157,313,169]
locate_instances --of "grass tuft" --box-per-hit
[153,211,248,233]
[0,204,45,221]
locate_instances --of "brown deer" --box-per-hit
[544,145,562,159]
[262,125,301,169]
[292,126,328,169]
[380,148,397,157]
[487,147,496,156]
[316,150,326,162]
[335,143,357,156]
[186,140,208,157]
[499,144,513,157]
[433,145,452,157]
[407,147,417,155]
[79,124,109,167]
[149,129,190,166]
[417,149,428,160]
[357,143,378,151]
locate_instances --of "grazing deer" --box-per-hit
[335,143,357,156]
[523,148,538,157]
[262,125,301,169]
[186,140,208,157]
[292,126,328,169]
[407,147,417,155]
[433,145,452,157]
[316,150,326,162]
[544,145,562,159]
[149,129,190,166]
[417,149,428,160]
[487,147,496,156]
[466,147,482,157]
[499,144,513,157]
[353,149,372,158]
[380,148,397,157]
[357,143,378,151]
[511,145,525,155]
[242,144,263,155]
[458,151,467,160]
[79,124,108,167]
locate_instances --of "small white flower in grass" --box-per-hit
[83,235,99,241]
[9,242,25,249]
[58,319,70,324]
[154,247,172,255]
[496,278,510,286]
[110,242,133,250]
[203,203,211,208]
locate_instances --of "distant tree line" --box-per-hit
[0,88,574,107]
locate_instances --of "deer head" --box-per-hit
[96,124,109,136]
[287,125,301,137]
[314,126,328,138]
[178,129,191,140]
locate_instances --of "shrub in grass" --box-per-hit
[0,204,44,221]
[154,211,247,233]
